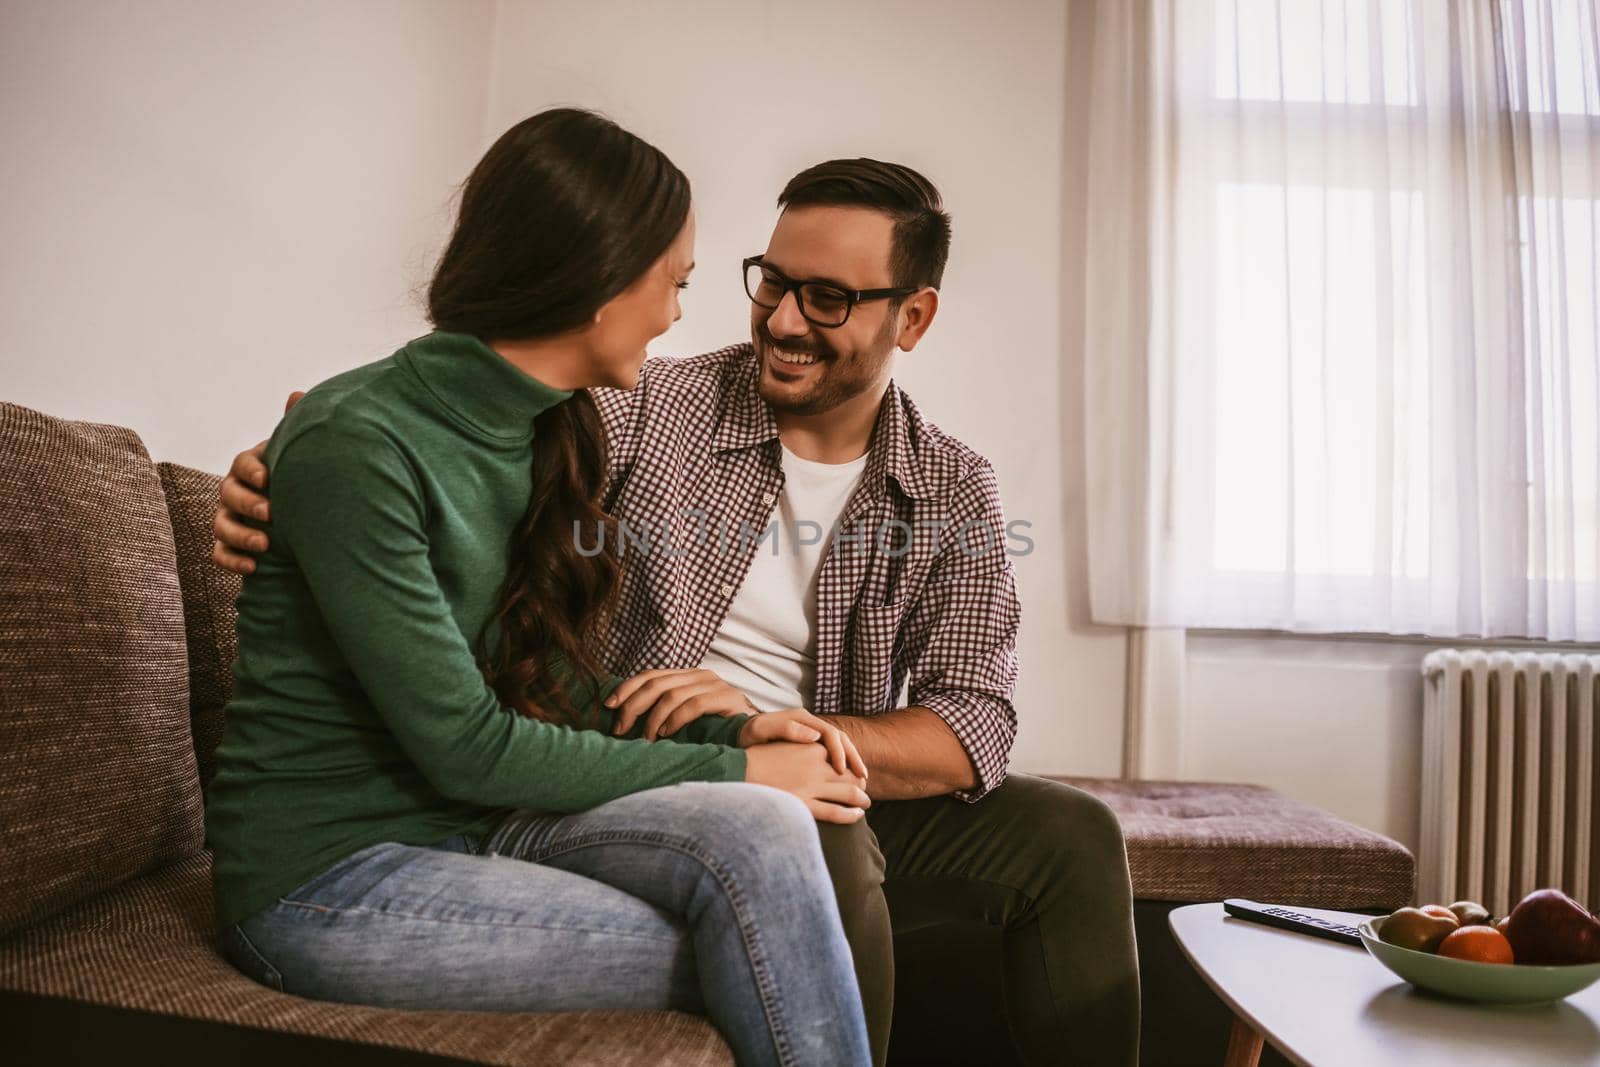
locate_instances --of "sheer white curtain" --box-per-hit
[1085,0,1600,641]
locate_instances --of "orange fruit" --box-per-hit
[1437,925,1515,965]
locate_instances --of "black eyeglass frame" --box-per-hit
[742,255,922,328]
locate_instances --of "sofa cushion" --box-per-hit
[0,852,733,1067]
[1060,776,1414,909]
[0,402,204,937]
[157,462,242,791]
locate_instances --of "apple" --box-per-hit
[1502,888,1600,965]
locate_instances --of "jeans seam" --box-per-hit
[224,922,285,992]
[490,822,796,1067]
[270,897,685,945]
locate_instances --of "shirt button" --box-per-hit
[761,492,775,505]
[720,584,734,597]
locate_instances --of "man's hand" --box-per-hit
[210,390,302,575]
[739,709,868,780]
[606,668,756,740]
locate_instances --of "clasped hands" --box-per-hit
[607,668,871,824]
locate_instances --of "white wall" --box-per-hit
[0,0,495,475]
[482,0,1131,779]
[1183,635,1429,851]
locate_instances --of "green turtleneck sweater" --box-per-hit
[204,332,750,931]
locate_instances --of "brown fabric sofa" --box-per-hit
[0,400,1414,1065]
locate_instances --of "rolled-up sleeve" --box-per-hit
[899,460,1021,802]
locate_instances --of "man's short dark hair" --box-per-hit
[777,159,951,291]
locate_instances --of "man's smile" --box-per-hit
[758,326,829,373]
[768,345,822,367]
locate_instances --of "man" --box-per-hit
[212,159,1139,1066]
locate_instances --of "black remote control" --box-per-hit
[1222,899,1365,946]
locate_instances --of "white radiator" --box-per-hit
[1420,650,1600,916]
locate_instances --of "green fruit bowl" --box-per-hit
[1360,918,1600,1004]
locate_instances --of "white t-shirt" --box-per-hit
[696,442,869,711]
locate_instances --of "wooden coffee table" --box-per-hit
[1168,902,1600,1066]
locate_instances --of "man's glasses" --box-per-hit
[743,256,920,329]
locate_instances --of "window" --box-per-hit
[1084,0,1600,640]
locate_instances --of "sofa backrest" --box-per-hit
[0,402,206,937]
[156,462,241,791]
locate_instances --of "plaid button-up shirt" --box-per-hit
[591,344,1020,801]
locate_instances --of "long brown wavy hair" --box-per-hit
[426,108,690,727]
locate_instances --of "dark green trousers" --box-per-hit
[816,773,1140,1067]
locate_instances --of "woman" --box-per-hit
[204,108,871,1067]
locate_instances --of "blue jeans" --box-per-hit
[218,782,870,1067]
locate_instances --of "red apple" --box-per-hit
[1502,889,1600,965]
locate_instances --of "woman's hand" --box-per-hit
[738,709,867,781]
[606,668,756,740]
[743,741,871,824]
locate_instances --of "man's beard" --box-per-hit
[754,317,892,416]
